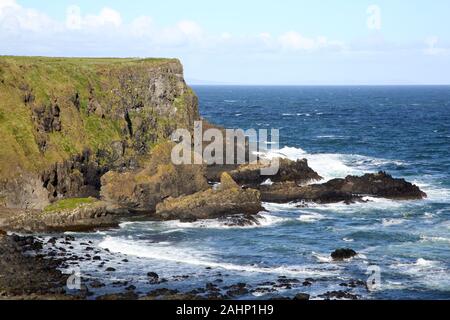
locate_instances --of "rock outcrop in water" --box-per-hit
[259,171,426,204]
[227,158,322,187]
[155,173,264,221]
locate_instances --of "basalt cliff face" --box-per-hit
[0,57,199,210]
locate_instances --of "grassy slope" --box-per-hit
[0,56,183,178]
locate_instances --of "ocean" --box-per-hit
[59,86,450,299]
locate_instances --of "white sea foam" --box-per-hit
[260,146,360,181]
[381,218,406,227]
[391,258,450,291]
[395,258,440,269]
[298,212,326,223]
[99,237,338,277]
[261,178,274,186]
[262,202,299,213]
[413,181,450,203]
[420,235,450,243]
[162,213,288,230]
[312,252,333,263]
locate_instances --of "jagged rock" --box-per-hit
[259,172,426,204]
[0,173,50,210]
[155,173,264,221]
[101,142,209,212]
[333,171,427,200]
[31,100,61,134]
[41,149,108,202]
[3,199,122,232]
[217,214,261,227]
[331,248,358,261]
[293,293,310,300]
[229,158,322,186]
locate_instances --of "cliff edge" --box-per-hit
[0,57,199,209]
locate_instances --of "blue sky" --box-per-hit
[1,0,450,84]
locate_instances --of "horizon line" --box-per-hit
[188,83,450,87]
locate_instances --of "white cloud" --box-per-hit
[278,31,345,51]
[0,1,346,56]
[66,5,122,31]
[424,36,447,56]
[0,0,57,32]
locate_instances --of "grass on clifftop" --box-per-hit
[44,198,98,213]
[0,56,186,178]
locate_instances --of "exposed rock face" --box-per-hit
[3,200,122,232]
[155,173,264,221]
[259,172,426,204]
[0,57,200,210]
[101,142,210,212]
[41,149,108,202]
[0,173,50,209]
[228,158,321,186]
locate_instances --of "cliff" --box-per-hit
[0,57,199,209]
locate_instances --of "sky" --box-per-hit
[1,0,449,85]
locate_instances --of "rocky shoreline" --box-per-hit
[0,232,368,300]
[0,57,429,300]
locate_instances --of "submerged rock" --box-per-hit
[155,173,264,221]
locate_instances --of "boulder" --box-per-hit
[155,173,264,221]
[210,158,322,186]
[331,248,358,261]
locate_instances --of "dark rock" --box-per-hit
[147,272,159,284]
[293,293,310,300]
[90,280,105,288]
[229,158,322,186]
[259,171,426,204]
[105,267,116,272]
[155,173,264,221]
[319,291,359,300]
[226,283,248,297]
[331,248,358,261]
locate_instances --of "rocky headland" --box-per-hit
[0,57,427,299]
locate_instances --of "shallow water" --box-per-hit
[64,86,450,299]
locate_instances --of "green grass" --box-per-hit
[0,56,190,178]
[44,197,97,212]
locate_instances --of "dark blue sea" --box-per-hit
[66,86,450,299]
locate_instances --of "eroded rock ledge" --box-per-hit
[155,173,264,221]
